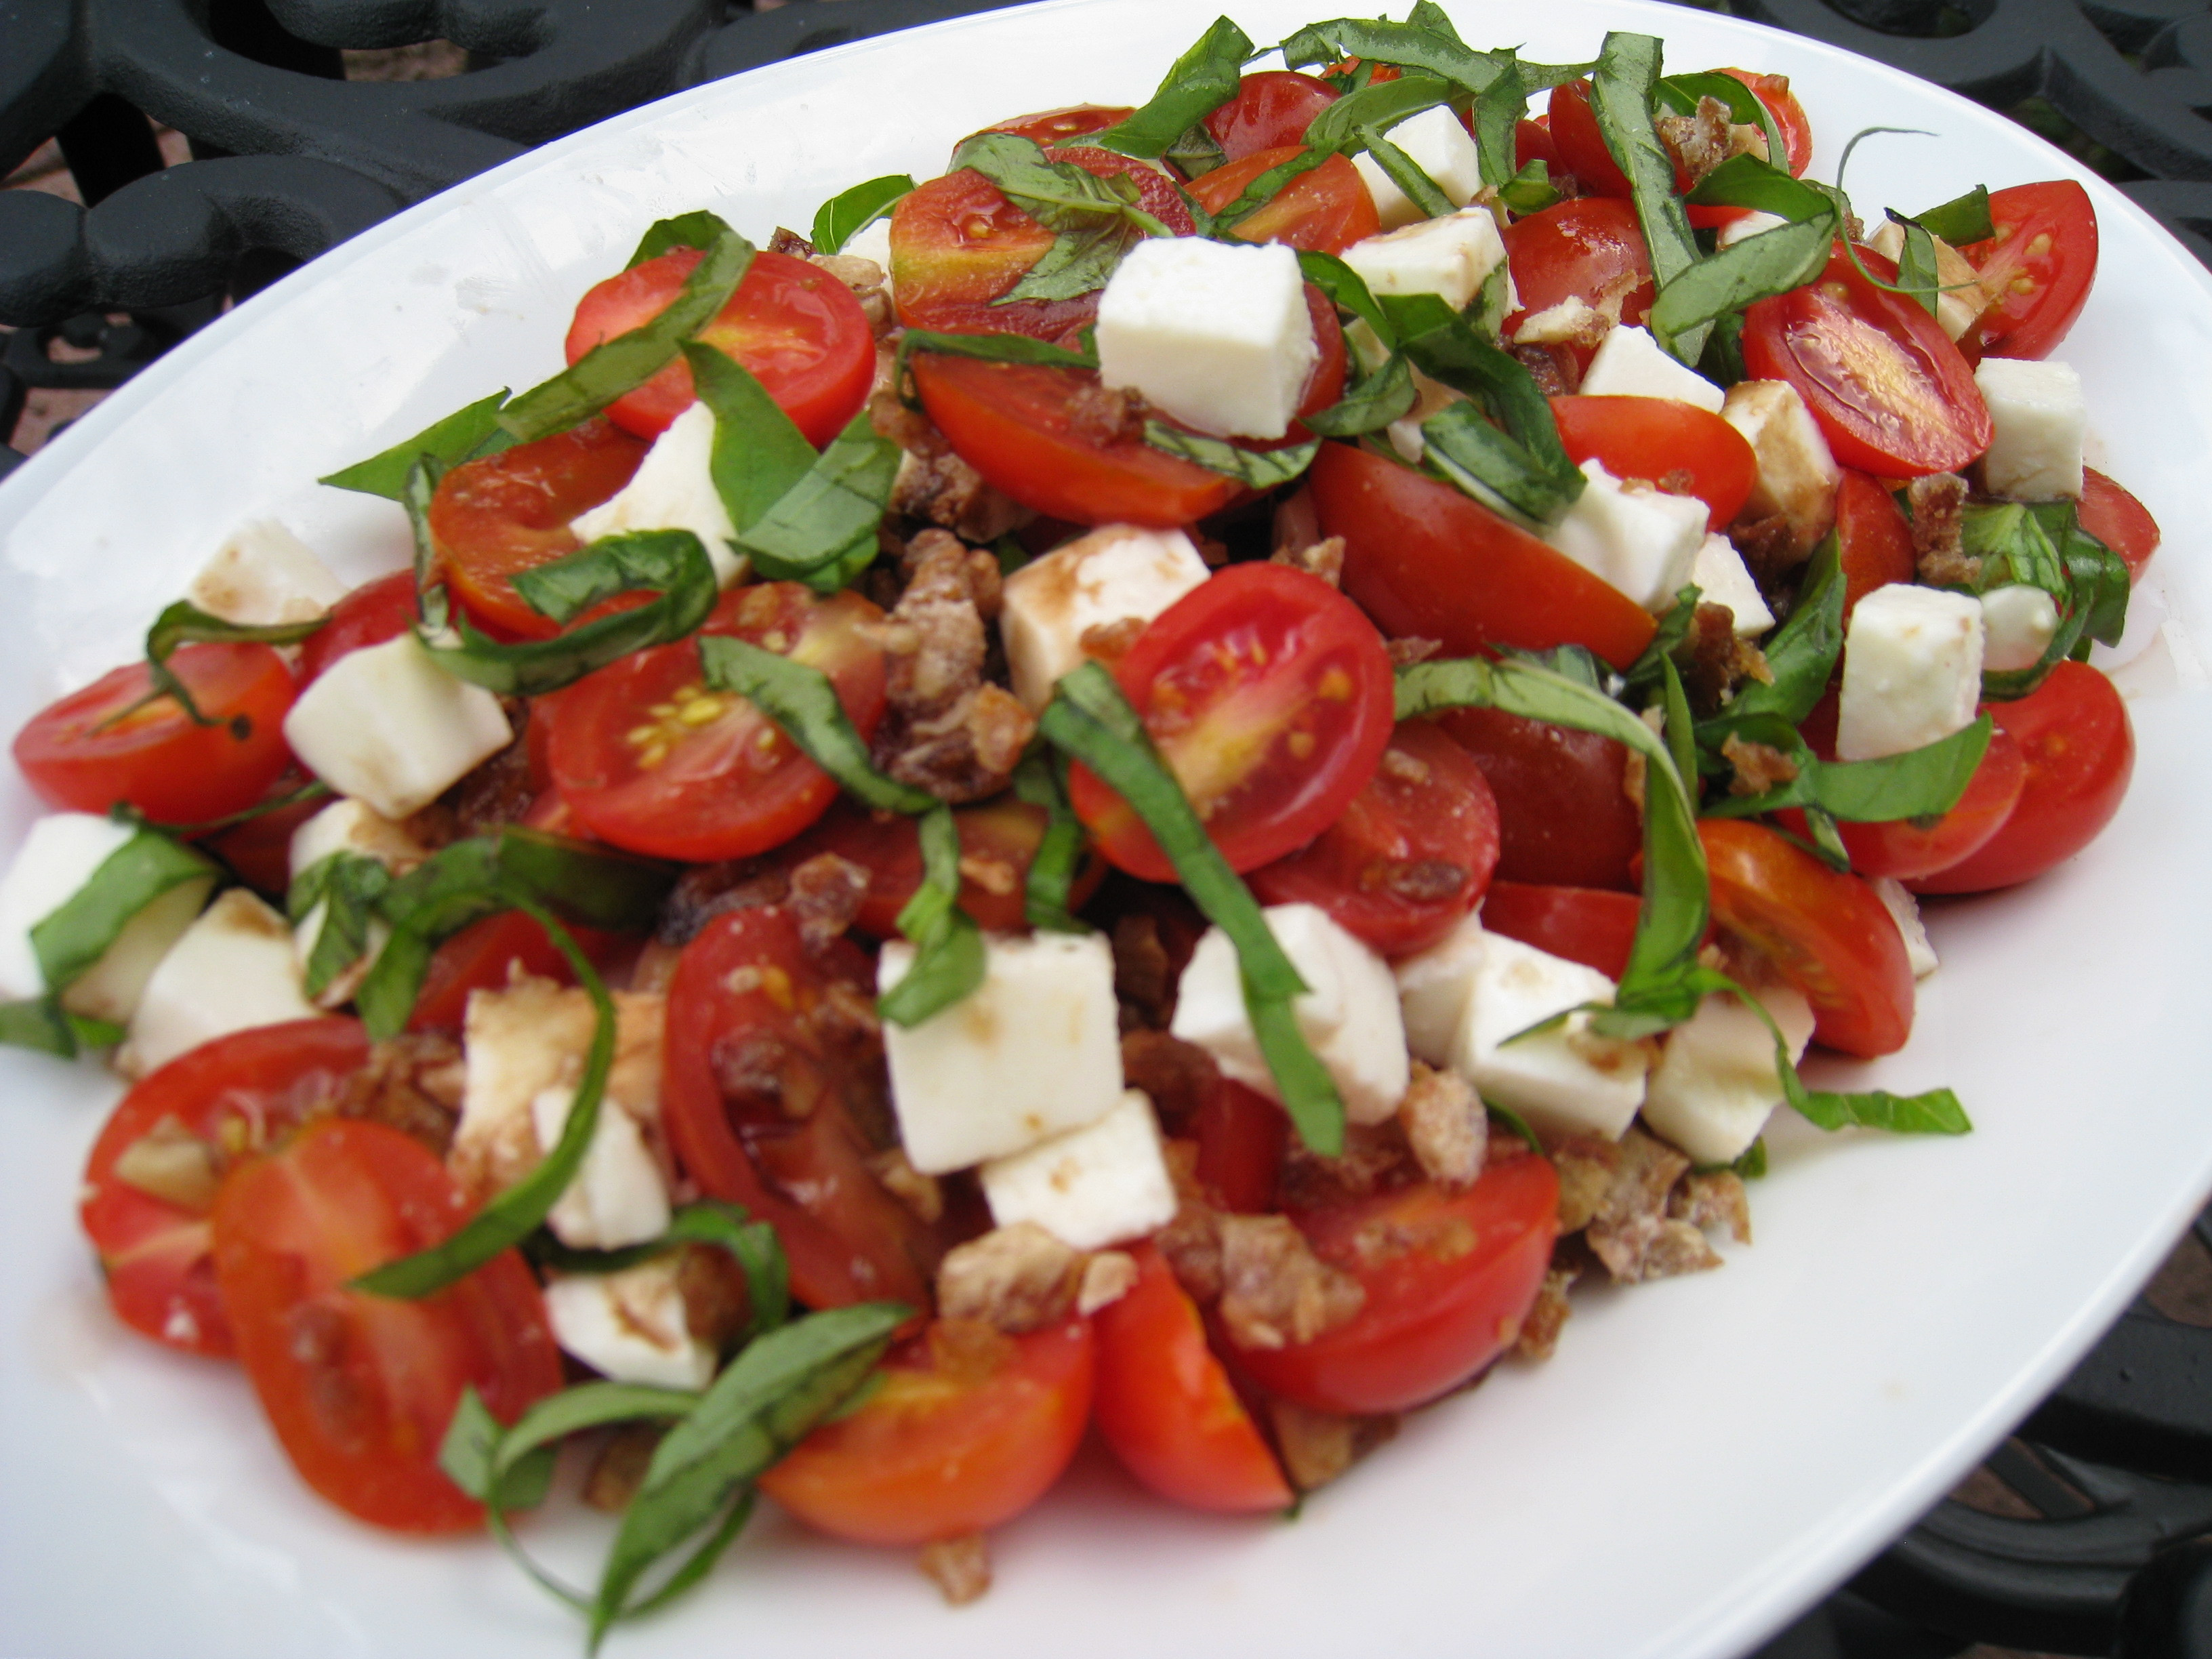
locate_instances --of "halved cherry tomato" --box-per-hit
[566,247,875,445]
[1313,441,1659,670]
[1502,195,1656,377]
[760,1315,1093,1544]
[1516,115,1561,174]
[982,104,1131,146]
[1205,72,1339,160]
[1832,724,2026,880]
[1549,394,1758,530]
[404,909,631,1033]
[1546,80,1635,199]
[1911,661,2134,894]
[1741,246,1992,478]
[1958,180,2097,361]
[1233,1155,1559,1416]
[1833,468,1917,623]
[1700,817,1914,1057]
[1250,718,1501,956]
[300,571,418,683]
[79,1019,368,1358]
[1479,880,1643,979]
[1187,144,1380,253]
[15,642,298,823]
[1718,68,1815,176]
[2078,466,2159,583]
[1091,1244,1292,1513]
[663,907,945,1311]
[1437,705,1643,890]
[203,768,329,896]
[212,1117,562,1532]
[548,583,888,862]
[1192,1080,1290,1214]
[426,417,647,640]
[1068,563,1396,882]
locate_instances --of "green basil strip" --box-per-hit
[590,1303,907,1648]
[1658,70,1787,173]
[1210,144,1338,237]
[1645,208,1836,346]
[1912,184,1995,247]
[696,636,938,814]
[1620,582,1702,699]
[30,828,216,994]
[287,850,392,1000]
[1166,123,1231,179]
[684,341,817,539]
[809,176,915,254]
[1302,74,1458,156]
[1279,16,1517,97]
[1589,32,1705,362]
[733,410,901,594]
[1959,500,2131,698]
[1296,248,1396,349]
[1705,714,1992,823]
[1004,216,1146,306]
[1012,750,1087,933]
[949,131,1169,302]
[1702,531,1845,735]
[877,805,987,1027]
[1382,291,1576,476]
[1499,159,1561,215]
[0,997,76,1057]
[1359,123,1455,220]
[131,601,329,732]
[150,777,332,838]
[319,390,513,499]
[1685,152,1839,222]
[1088,15,1253,160]
[352,839,510,1038]
[1891,212,1942,317]
[1038,663,1344,1155]
[897,327,1099,383]
[1143,424,1319,488]
[1303,352,1418,438]
[527,1201,792,1343]
[1660,654,1698,801]
[499,226,754,445]
[629,209,738,269]
[1732,1136,1769,1179]
[1418,402,1576,527]
[1471,57,1528,190]
[491,825,676,933]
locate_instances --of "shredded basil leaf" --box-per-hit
[1890,212,1943,317]
[1296,248,1396,348]
[1359,122,1455,219]
[808,176,914,255]
[129,601,329,733]
[895,328,1099,391]
[731,410,900,594]
[1912,184,1995,246]
[629,210,738,269]
[696,636,937,814]
[143,777,333,838]
[878,805,987,1027]
[287,850,392,1000]
[1702,531,1845,736]
[0,998,76,1057]
[1012,750,1088,933]
[527,1200,792,1345]
[1657,70,1787,174]
[1142,423,1319,487]
[1732,1136,1769,1179]
[1210,144,1338,237]
[683,341,817,544]
[1280,16,1516,96]
[30,828,216,997]
[1952,499,2130,698]
[1499,158,1561,214]
[1588,32,1705,362]
[318,390,513,499]
[949,131,1168,304]
[1303,351,1418,437]
[1686,152,1838,223]
[1301,73,1458,155]
[1643,208,1836,346]
[1704,714,1992,823]
[1470,57,1528,190]
[1088,16,1254,161]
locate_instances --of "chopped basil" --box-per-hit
[877,804,987,1027]
[287,850,392,1000]
[683,341,817,539]
[1732,1136,1768,1179]
[145,777,332,838]
[1359,122,1454,220]
[1952,499,2130,697]
[1620,583,1702,699]
[29,827,216,999]
[1279,16,1523,97]
[131,600,329,733]
[1166,123,1231,178]
[1303,351,1418,437]
[895,327,1099,390]
[0,998,75,1058]
[1911,184,1995,247]
[808,175,915,255]
[1643,208,1836,347]
[1471,58,1528,190]
[1587,32,1706,362]
[1301,74,1458,156]
[526,1200,792,1345]
[697,635,937,813]
[1012,750,1088,933]
[317,390,513,499]
[1143,423,1320,487]
[1685,151,1839,223]
[1499,159,1561,215]
[1485,1097,1545,1153]
[1890,212,1943,317]
[1702,531,1845,735]
[491,826,676,932]
[1656,69,1786,174]
[1088,16,1254,161]
[628,209,737,268]
[949,132,1168,304]
[731,410,901,594]
[1209,144,1337,237]
[1704,714,1992,824]
[443,1380,699,1545]
[1296,249,1396,347]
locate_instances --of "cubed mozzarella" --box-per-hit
[1339,207,1506,312]
[1394,910,1490,1066]
[0,814,212,1025]
[185,520,346,628]
[1721,380,1840,555]
[1836,583,1986,762]
[119,889,325,1078]
[979,1088,1178,1250]
[880,930,1123,1172]
[282,635,511,821]
[1349,106,1482,230]
[1543,460,1707,611]
[1866,221,1987,341]
[1170,903,1410,1126]
[1974,358,2085,502]
[1980,583,2060,672]
[544,1258,715,1390]
[289,798,428,883]
[1691,533,1775,635]
[1715,211,1789,251]
[1577,325,1726,413]
[839,216,894,276]
[1096,237,1318,441]
[1873,878,1939,979]
[568,401,745,586]
[1641,984,1814,1166]
[533,1084,672,1250]
[999,525,1210,709]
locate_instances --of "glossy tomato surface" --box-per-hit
[1546,80,1635,198]
[1478,881,1642,980]
[1959,180,2098,361]
[981,104,1130,146]
[1192,1080,1290,1214]
[1437,705,1643,890]
[1832,726,2025,881]
[1549,394,1757,530]
[1187,144,1379,253]
[405,909,630,1033]
[300,571,417,682]
[2078,466,2160,582]
[1833,469,1917,623]
[781,796,1099,938]
[1204,71,1338,159]
[1503,197,1654,360]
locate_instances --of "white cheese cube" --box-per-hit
[1837,583,1986,762]
[1873,878,1939,979]
[1349,106,1482,230]
[186,520,346,628]
[1096,237,1318,441]
[979,1088,1178,1250]
[1170,903,1410,1126]
[533,1084,672,1250]
[568,401,744,586]
[1980,583,2060,672]
[1393,909,1490,1067]
[0,814,213,1025]
[1722,380,1840,552]
[119,889,325,1078]
[1974,358,2085,502]
[544,1259,714,1391]
[1338,206,1506,312]
[1543,460,1708,611]
[1445,930,1650,1141]
[1577,325,1726,413]
[282,634,511,821]
[881,930,1124,1172]
[1715,211,1789,250]
[999,525,1210,709]
[1866,221,1986,341]
[1691,534,1775,635]
[838,215,894,277]
[289,798,429,883]
[1640,985,1814,1166]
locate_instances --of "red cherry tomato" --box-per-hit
[1234,1156,1559,1416]
[2078,466,2160,583]
[1958,180,2098,361]
[1090,1244,1293,1513]
[1700,817,1915,1057]
[15,642,298,824]
[1832,724,2026,880]
[211,1117,563,1532]
[566,247,876,445]
[1503,197,1655,358]
[1910,662,2134,894]
[1546,80,1635,198]
[1515,116,1561,173]
[981,104,1131,146]
[1250,718,1501,956]
[1433,705,1641,890]
[1718,68,1815,175]
[1312,441,1659,670]
[1833,469,1917,623]
[1192,1080,1290,1214]
[548,583,888,863]
[760,1315,1094,1544]
[1741,246,1992,478]
[1187,144,1380,253]
[1205,72,1340,160]
[1067,563,1396,882]
[662,907,945,1311]
[1479,881,1643,979]
[300,571,418,683]
[404,909,630,1034]
[1549,394,1758,531]
[202,768,329,896]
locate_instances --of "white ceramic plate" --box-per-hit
[6,3,2212,1655]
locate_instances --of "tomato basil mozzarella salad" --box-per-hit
[6,3,2151,1633]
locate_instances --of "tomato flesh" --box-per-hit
[1504,197,1655,359]
[1187,145,1380,254]
[1832,726,2026,881]
[1437,705,1642,890]
[1205,72,1339,160]
[1549,394,1757,531]
[1833,468,1917,623]
[1959,180,2097,361]
[981,104,1131,147]
[1479,881,1643,980]
[2078,466,2159,583]
[300,571,418,683]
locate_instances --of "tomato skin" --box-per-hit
[300,571,418,683]
[1833,469,1917,623]
[404,909,630,1033]
[2078,467,2159,583]
[1091,1244,1293,1513]
[1700,818,1915,1057]
[1436,705,1641,890]
[1549,395,1757,531]
[1068,563,1397,882]
[1959,180,2097,361]
[1313,442,1659,670]
[1829,726,2026,880]
[1187,144,1380,254]
[1515,116,1561,173]
[1719,69,1815,175]
[1911,662,2134,895]
[1235,1158,1559,1416]
[1503,197,1654,360]
[212,1118,563,1532]
[1479,881,1642,979]
[1205,72,1339,160]
[983,104,1131,146]
[760,1315,1092,1544]
[1547,80,1635,198]
[1192,1081,1290,1214]
[15,642,298,824]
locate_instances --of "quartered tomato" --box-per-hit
[1187,144,1380,253]
[1515,115,1562,175]
[1250,718,1501,956]
[1204,71,1339,160]
[212,1117,562,1532]
[1741,245,1992,478]
[982,104,1130,146]
[779,796,1099,937]
[565,247,876,445]
[548,583,888,862]
[1068,562,1397,882]
[662,907,946,1311]
[760,1315,1093,1544]
[1502,197,1654,356]
[1549,394,1758,530]
[1091,1244,1292,1513]
[15,642,298,824]
[1958,180,2097,361]
[1233,1155,1559,1416]
[1313,441,1659,670]
[2079,466,2160,582]
[1833,468,1917,622]
[1478,880,1643,979]
[300,571,419,683]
